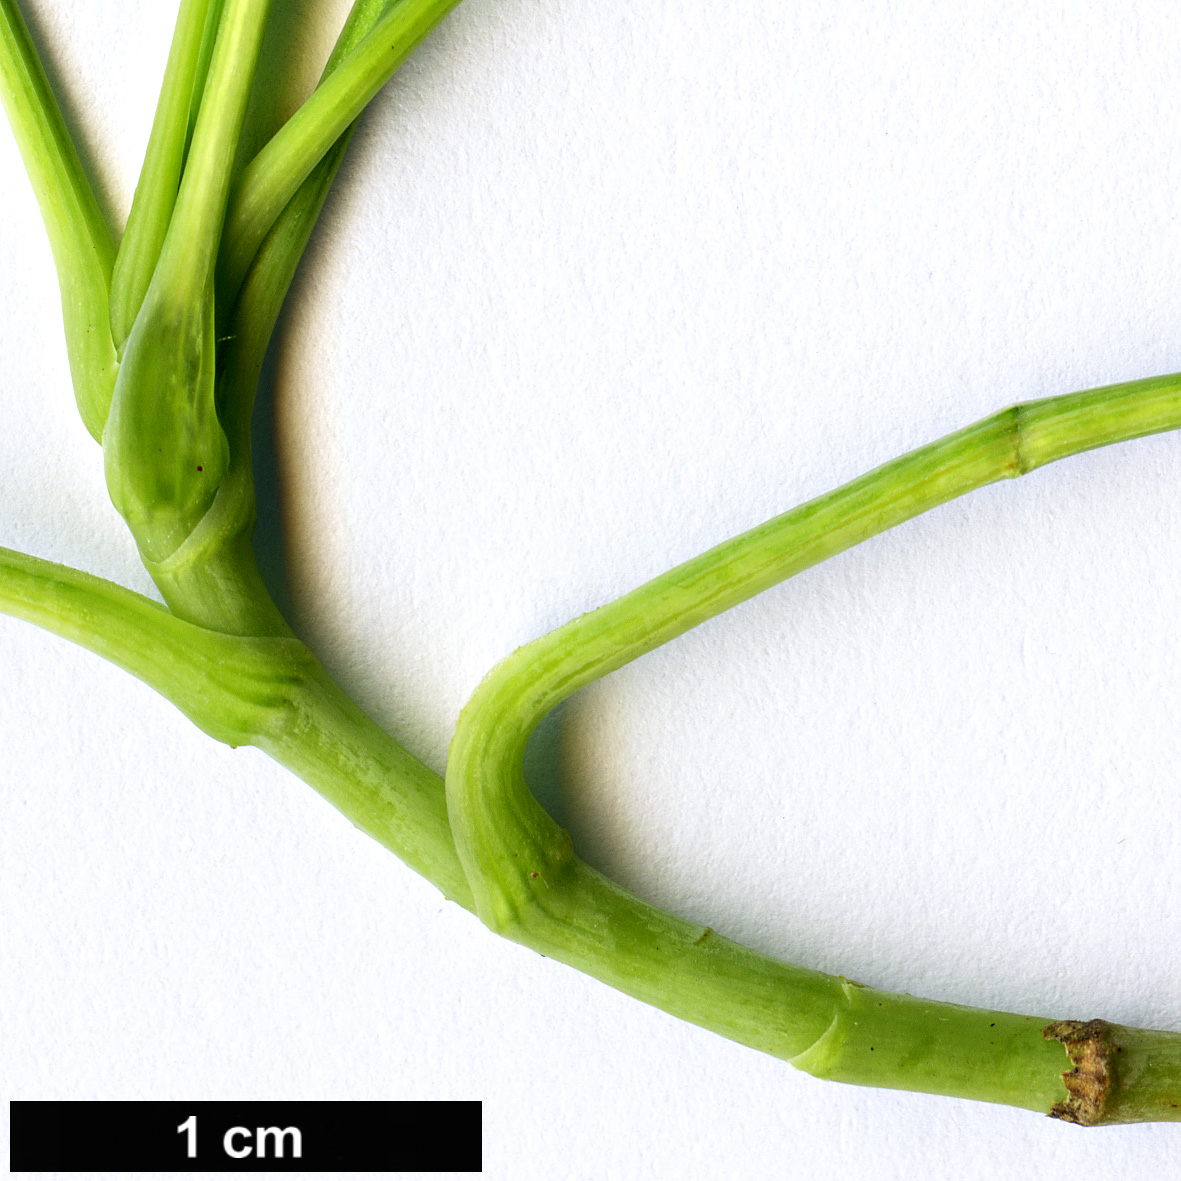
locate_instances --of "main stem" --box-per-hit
[8,374,1181,1122]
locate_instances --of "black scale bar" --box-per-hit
[9,1100,481,1172]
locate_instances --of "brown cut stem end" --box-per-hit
[1043,1019,1112,1126]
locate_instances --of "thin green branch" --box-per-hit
[445,371,1181,1120]
[0,542,292,746]
[220,0,417,436]
[152,0,275,287]
[108,0,227,355]
[218,0,463,304]
[0,0,117,440]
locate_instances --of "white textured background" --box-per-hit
[2,1,1181,1177]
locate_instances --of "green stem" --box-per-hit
[5,369,1181,1121]
[0,543,296,747]
[101,0,273,568]
[12,0,1178,1131]
[218,0,463,304]
[253,656,474,907]
[218,0,418,469]
[154,0,274,289]
[108,0,226,355]
[148,0,417,635]
[445,371,1181,1121]
[0,542,472,903]
[0,0,117,440]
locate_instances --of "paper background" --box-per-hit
[3,1,1181,1177]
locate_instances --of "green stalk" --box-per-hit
[4,0,1181,1126]
[102,0,274,567]
[146,0,274,294]
[9,368,1181,1114]
[0,542,295,748]
[0,542,472,904]
[445,372,1181,1123]
[0,0,117,440]
[0,542,1083,1117]
[218,0,462,304]
[108,0,227,355]
[147,0,421,635]
[6,370,1181,1121]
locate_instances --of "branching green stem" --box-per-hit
[445,373,1181,1121]
[5,369,1181,1120]
[148,0,424,635]
[0,542,472,904]
[4,0,1181,1128]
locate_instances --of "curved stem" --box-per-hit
[6,370,1181,1121]
[0,542,293,746]
[445,371,1181,1121]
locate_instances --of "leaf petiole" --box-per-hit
[218,0,463,305]
[0,0,117,439]
[108,0,227,354]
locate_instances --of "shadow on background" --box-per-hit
[250,340,292,620]
[523,702,573,832]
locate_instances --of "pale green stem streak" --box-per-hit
[218,0,463,304]
[152,0,274,291]
[0,0,117,440]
